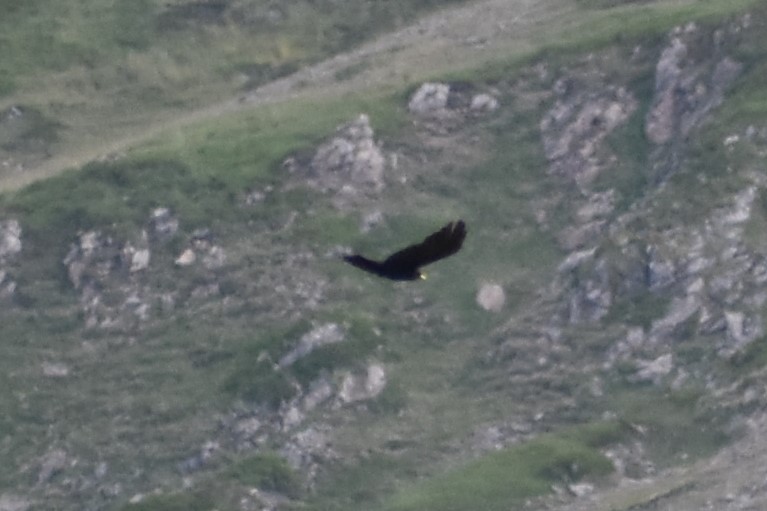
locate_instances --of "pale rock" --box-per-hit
[37,449,67,485]
[470,93,500,113]
[634,353,673,384]
[651,296,700,337]
[569,483,594,497]
[0,494,30,511]
[234,417,262,437]
[201,245,226,270]
[408,82,450,115]
[42,362,70,378]
[558,248,597,273]
[175,249,196,267]
[310,114,385,190]
[361,210,384,233]
[0,219,22,260]
[94,461,108,479]
[129,248,150,273]
[645,37,687,144]
[476,283,506,312]
[149,208,178,240]
[302,378,334,412]
[338,363,387,403]
[279,323,345,368]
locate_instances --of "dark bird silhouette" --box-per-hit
[343,220,467,281]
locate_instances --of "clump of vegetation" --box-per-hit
[226,452,301,497]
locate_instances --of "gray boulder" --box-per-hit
[408,82,451,115]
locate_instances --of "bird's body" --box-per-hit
[343,220,466,281]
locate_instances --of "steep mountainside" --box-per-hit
[1,1,767,511]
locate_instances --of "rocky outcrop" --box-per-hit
[148,207,179,241]
[0,219,21,299]
[408,82,451,115]
[407,82,500,135]
[174,228,226,270]
[645,22,744,181]
[278,323,345,368]
[309,114,386,192]
[541,84,637,188]
[567,180,766,361]
[338,363,387,403]
[60,206,230,329]
[0,219,21,260]
[63,230,146,329]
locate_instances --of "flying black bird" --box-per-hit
[343,220,467,281]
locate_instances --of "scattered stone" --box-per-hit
[0,494,30,511]
[0,220,22,261]
[94,462,108,480]
[633,353,674,385]
[646,37,687,145]
[41,362,70,378]
[175,248,196,267]
[37,449,67,485]
[646,245,677,290]
[361,210,384,233]
[245,189,266,204]
[279,323,345,368]
[149,208,179,241]
[281,426,336,475]
[63,230,107,290]
[724,134,740,147]
[178,441,219,474]
[302,377,335,412]
[558,248,597,273]
[651,296,700,338]
[201,245,226,270]
[310,114,386,191]
[476,283,506,312]
[568,482,594,497]
[338,363,387,403]
[234,417,262,439]
[470,93,500,113]
[128,247,150,273]
[408,82,451,115]
[541,86,637,185]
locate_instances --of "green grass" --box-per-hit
[728,334,767,372]
[226,452,301,497]
[0,0,471,97]
[381,422,621,511]
[607,387,729,467]
[604,288,671,330]
[120,490,214,511]
[0,0,469,193]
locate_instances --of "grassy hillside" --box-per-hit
[0,1,766,510]
[0,0,469,190]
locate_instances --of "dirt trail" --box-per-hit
[3,0,566,192]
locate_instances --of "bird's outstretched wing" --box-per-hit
[383,220,467,270]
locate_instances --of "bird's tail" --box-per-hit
[342,254,383,275]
